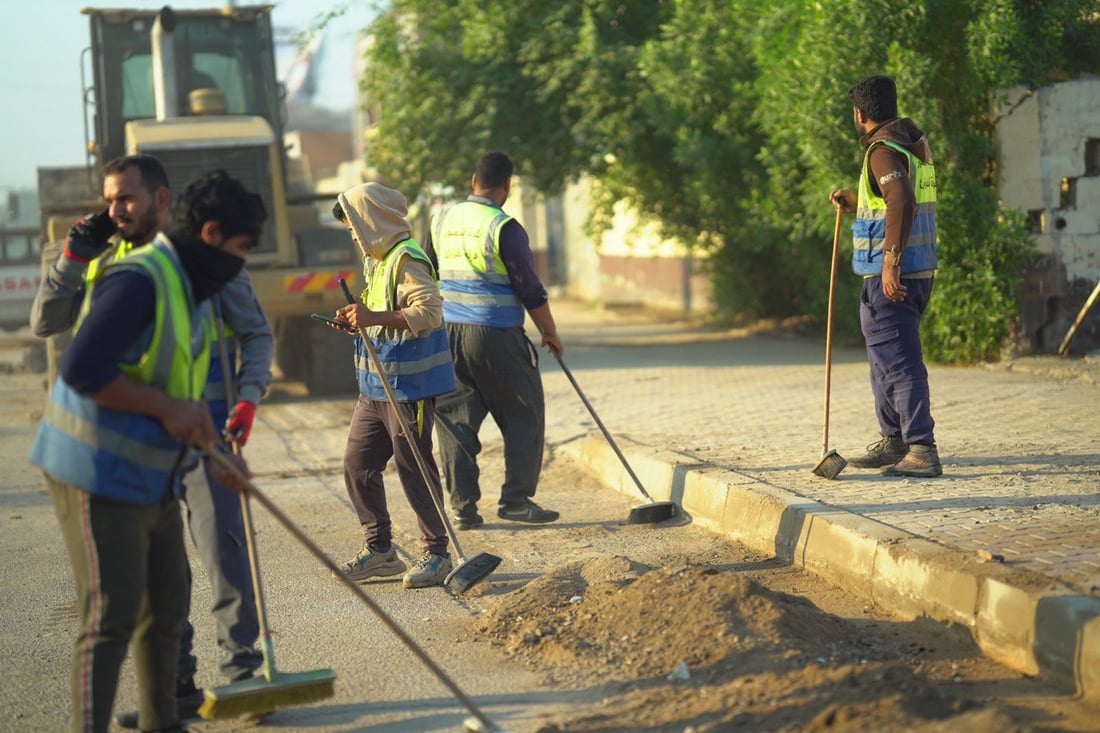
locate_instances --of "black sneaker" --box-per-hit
[497,500,559,524]
[848,434,907,468]
[114,677,204,729]
[453,510,484,530]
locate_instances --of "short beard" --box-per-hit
[123,210,160,245]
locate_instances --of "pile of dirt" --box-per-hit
[474,557,1009,732]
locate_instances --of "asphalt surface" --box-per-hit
[538,298,1100,701]
[2,296,1098,731]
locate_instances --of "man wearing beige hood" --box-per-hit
[328,182,457,589]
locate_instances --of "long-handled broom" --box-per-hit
[199,306,336,719]
[811,207,848,480]
[547,342,677,524]
[338,277,500,593]
[201,448,507,733]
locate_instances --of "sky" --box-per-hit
[0,0,377,190]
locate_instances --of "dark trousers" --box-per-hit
[859,276,936,446]
[343,396,448,556]
[178,456,261,683]
[435,322,545,513]
[49,476,189,733]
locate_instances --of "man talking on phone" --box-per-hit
[31,155,274,726]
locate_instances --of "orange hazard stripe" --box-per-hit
[284,270,354,293]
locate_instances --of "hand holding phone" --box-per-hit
[310,312,356,334]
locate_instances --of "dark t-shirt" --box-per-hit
[60,270,156,394]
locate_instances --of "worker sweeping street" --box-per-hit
[829,75,942,478]
[424,151,563,529]
[326,182,458,589]
[31,155,274,726]
[29,169,264,733]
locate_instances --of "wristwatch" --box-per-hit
[883,247,902,267]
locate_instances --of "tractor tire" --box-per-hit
[274,315,310,382]
[302,318,356,397]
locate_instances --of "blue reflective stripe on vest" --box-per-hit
[30,237,209,504]
[355,327,455,401]
[852,140,938,276]
[354,240,455,401]
[433,200,524,327]
[30,384,185,502]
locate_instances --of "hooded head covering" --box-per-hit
[337,182,411,261]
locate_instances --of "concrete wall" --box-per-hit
[996,77,1100,354]
[556,175,712,313]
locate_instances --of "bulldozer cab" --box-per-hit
[79,5,296,260]
[87,5,284,167]
[38,4,359,396]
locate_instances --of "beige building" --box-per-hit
[996,76,1100,354]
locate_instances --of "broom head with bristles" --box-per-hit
[444,551,502,595]
[812,449,847,480]
[627,500,677,524]
[198,668,336,719]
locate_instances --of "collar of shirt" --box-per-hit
[466,194,501,209]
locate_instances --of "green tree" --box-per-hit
[358,0,1098,362]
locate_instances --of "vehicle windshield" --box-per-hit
[0,228,39,267]
[90,8,282,163]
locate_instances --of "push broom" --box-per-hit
[200,448,508,732]
[338,277,500,593]
[199,308,336,719]
[538,324,676,524]
[811,207,848,480]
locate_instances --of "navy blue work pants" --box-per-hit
[859,276,936,446]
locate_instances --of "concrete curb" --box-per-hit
[563,434,1100,700]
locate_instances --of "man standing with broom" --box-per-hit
[30,170,264,732]
[31,155,274,726]
[329,182,458,589]
[830,75,942,478]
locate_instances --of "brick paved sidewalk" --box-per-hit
[537,298,1100,696]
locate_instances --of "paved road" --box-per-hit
[0,334,767,733]
[2,297,1098,730]
[542,300,1100,593]
[539,298,1100,698]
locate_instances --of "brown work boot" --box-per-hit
[882,444,943,478]
[848,434,907,468]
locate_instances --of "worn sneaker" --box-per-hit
[497,499,559,524]
[336,544,407,582]
[882,444,942,477]
[848,434,907,468]
[114,676,204,729]
[403,552,453,589]
[453,509,484,530]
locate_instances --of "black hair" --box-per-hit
[332,200,346,222]
[103,154,170,194]
[475,151,514,190]
[847,75,898,122]
[171,169,267,247]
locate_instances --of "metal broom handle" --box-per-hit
[213,298,277,679]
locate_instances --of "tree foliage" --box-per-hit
[359,0,1099,362]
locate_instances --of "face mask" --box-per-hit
[174,235,245,302]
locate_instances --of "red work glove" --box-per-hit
[224,400,257,445]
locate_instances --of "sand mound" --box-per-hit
[475,558,991,732]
